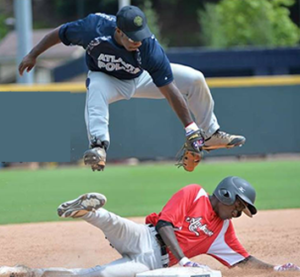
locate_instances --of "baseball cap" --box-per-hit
[116,5,152,42]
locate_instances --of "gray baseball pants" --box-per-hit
[35,209,166,277]
[85,63,219,145]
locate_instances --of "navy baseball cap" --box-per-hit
[116,5,152,42]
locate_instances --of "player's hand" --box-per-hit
[186,130,204,153]
[183,261,211,270]
[179,257,211,270]
[274,263,300,271]
[185,122,204,153]
[18,54,37,76]
[176,123,204,171]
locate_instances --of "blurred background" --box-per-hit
[0,0,300,169]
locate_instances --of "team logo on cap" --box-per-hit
[134,16,143,27]
[238,186,246,193]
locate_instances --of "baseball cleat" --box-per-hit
[83,147,106,171]
[203,130,246,151]
[0,265,33,277]
[57,193,107,218]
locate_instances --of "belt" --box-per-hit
[148,224,169,268]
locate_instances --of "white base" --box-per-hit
[136,267,222,277]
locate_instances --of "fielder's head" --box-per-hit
[116,5,152,47]
[212,176,257,220]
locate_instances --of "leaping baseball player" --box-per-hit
[0,176,299,277]
[18,5,245,172]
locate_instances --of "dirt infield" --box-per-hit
[0,209,299,277]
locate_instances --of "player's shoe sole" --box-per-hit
[57,193,107,218]
[83,147,106,171]
[203,132,246,151]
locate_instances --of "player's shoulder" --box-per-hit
[139,35,167,61]
[94,12,116,22]
[184,183,203,190]
[141,34,160,48]
[183,184,208,198]
[85,13,116,27]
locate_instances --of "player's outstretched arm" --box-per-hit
[235,256,274,270]
[159,81,204,155]
[18,27,61,76]
[156,220,210,269]
[158,81,193,127]
[236,255,300,272]
[156,221,185,262]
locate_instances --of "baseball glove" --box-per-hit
[176,129,204,172]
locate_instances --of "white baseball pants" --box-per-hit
[36,209,166,277]
[85,63,219,145]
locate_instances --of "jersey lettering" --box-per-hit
[186,216,214,237]
[98,54,141,74]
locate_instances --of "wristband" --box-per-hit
[179,257,190,266]
[185,122,199,135]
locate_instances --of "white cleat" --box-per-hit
[57,193,107,218]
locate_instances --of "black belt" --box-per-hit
[148,224,169,267]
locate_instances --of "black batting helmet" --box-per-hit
[213,176,257,217]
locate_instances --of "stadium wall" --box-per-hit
[1,76,300,162]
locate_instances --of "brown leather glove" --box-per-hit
[176,129,204,172]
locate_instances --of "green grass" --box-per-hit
[0,160,299,225]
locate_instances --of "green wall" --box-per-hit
[1,78,299,162]
[70,84,300,161]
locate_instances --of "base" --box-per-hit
[136,267,222,277]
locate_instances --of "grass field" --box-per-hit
[0,160,299,225]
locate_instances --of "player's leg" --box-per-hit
[133,65,217,133]
[0,260,149,277]
[84,71,136,171]
[84,209,152,255]
[82,215,165,271]
[133,70,165,99]
[85,71,137,142]
[57,193,160,258]
[170,64,245,149]
[57,192,132,252]
[43,259,149,277]
[133,64,245,150]
[170,64,219,137]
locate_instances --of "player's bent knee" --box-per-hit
[192,70,206,87]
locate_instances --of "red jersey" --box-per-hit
[145,184,249,267]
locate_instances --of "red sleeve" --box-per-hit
[158,184,201,228]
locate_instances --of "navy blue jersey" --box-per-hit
[59,13,173,87]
